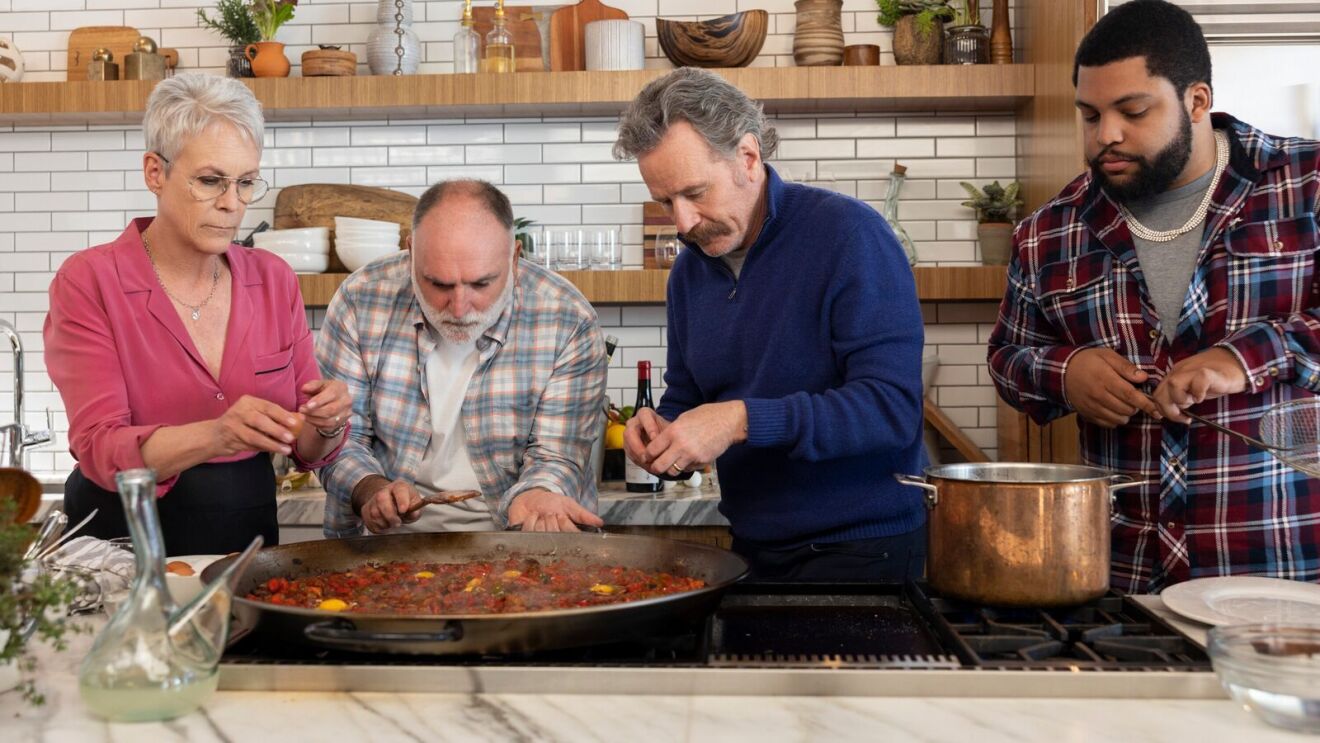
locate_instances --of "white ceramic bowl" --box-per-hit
[164,554,225,606]
[336,240,398,271]
[335,216,401,232]
[335,228,399,244]
[271,251,330,273]
[254,232,331,255]
[254,226,329,241]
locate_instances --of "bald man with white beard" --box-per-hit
[316,179,608,537]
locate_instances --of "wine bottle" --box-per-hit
[625,361,663,493]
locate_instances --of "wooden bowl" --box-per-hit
[302,48,357,77]
[656,10,768,69]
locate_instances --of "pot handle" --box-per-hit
[1106,474,1156,516]
[303,618,464,646]
[1107,474,1155,492]
[894,473,938,508]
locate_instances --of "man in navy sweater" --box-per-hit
[613,68,929,581]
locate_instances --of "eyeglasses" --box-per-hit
[154,153,270,205]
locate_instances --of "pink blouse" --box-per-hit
[44,218,343,496]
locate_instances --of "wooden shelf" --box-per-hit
[0,65,1035,124]
[298,266,1007,307]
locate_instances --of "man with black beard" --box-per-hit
[316,180,608,536]
[988,0,1320,592]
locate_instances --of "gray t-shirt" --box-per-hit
[1128,167,1217,341]
[721,246,750,279]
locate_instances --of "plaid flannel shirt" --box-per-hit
[989,114,1320,593]
[316,252,607,537]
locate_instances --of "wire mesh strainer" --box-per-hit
[1258,398,1320,478]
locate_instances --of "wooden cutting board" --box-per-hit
[273,184,417,273]
[549,0,628,72]
[67,26,177,81]
[472,5,545,72]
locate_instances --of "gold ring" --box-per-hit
[670,462,683,474]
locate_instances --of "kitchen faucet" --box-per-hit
[0,319,51,470]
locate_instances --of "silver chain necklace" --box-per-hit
[142,231,221,321]
[1117,130,1229,243]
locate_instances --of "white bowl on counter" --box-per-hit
[335,240,398,272]
[164,554,225,606]
[270,250,330,273]
[336,228,399,245]
[254,227,331,255]
[335,216,400,232]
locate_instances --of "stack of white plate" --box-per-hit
[335,216,401,272]
[252,227,331,273]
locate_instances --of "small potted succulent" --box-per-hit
[944,0,989,64]
[197,0,261,77]
[245,0,298,77]
[876,0,954,65]
[960,180,1023,265]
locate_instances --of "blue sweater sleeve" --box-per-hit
[657,260,704,422]
[742,219,925,461]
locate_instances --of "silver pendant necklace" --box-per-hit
[1117,130,1229,243]
[142,231,220,321]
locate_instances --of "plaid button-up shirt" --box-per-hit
[316,251,607,537]
[989,114,1320,593]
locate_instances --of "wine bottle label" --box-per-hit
[625,457,659,486]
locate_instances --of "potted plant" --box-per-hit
[944,0,989,64]
[245,0,298,78]
[1,500,83,705]
[960,180,1023,265]
[197,0,260,78]
[876,0,953,65]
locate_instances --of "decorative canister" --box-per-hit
[585,20,644,71]
[792,0,844,67]
[368,0,421,75]
[227,45,254,78]
[0,38,24,83]
[945,24,989,65]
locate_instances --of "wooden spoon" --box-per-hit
[402,490,483,516]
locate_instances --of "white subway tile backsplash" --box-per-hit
[542,143,617,163]
[896,117,977,137]
[503,164,580,185]
[505,123,581,144]
[14,192,86,212]
[427,124,504,145]
[351,166,428,187]
[0,213,51,231]
[939,137,1016,158]
[51,131,125,151]
[857,138,936,158]
[581,163,644,183]
[465,144,542,165]
[581,122,620,143]
[1,132,51,152]
[388,146,465,166]
[545,184,620,204]
[275,127,352,148]
[15,152,86,172]
[87,150,146,170]
[314,147,389,167]
[353,126,429,147]
[425,164,505,183]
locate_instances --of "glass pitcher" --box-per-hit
[78,468,262,722]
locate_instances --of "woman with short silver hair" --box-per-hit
[44,73,352,554]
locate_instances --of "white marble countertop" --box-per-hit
[2,598,1300,742]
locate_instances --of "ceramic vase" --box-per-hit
[245,41,290,78]
[368,0,421,75]
[792,0,844,67]
[585,20,644,71]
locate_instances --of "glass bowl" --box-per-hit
[1207,623,1320,733]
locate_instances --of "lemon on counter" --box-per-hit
[604,422,625,450]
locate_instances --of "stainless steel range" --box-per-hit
[218,582,1224,698]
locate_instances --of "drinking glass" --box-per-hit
[586,228,621,270]
[655,229,681,269]
[546,228,583,270]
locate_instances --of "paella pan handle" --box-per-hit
[303,619,464,646]
[894,473,938,509]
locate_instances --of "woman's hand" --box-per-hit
[213,394,304,457]
[298,379,352,434]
